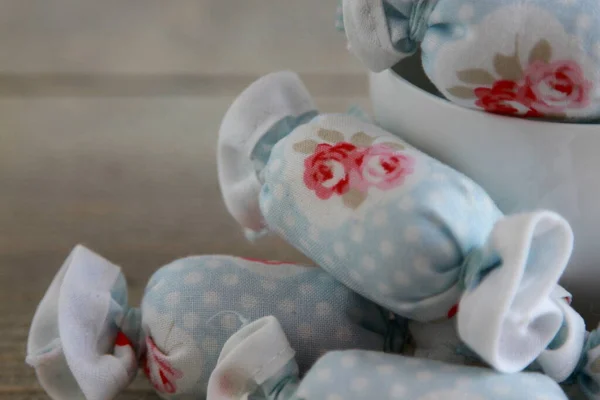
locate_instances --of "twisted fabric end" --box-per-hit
[407,0,439,43]
[572,328,600,398]
[342,0,440,71]
[457,211,574,373]
[218,71,318,235]
[26,245,141,400]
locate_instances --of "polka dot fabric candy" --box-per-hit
[218,71,575,374]
[341,0,600,121]
[26,246,397,400]
[205,317,571,400]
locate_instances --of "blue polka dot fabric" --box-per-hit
[293,350,570,400]
[26,246,403,400]
[206,316,573,400]
[258,112,501,322]
[140,255,398,398]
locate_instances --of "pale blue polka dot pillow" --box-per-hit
[26,246,401,400]
[140,255,399,398]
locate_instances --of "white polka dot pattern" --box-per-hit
[294,350,568,400]
[140,255,389,398]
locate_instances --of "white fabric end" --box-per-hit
[27,245,90,399]
[343,0,405,72]
[537,300,586,382]
[218,71,317,234]
[458,211,574,373]
[207,316,296,400]
[57,245,136,400]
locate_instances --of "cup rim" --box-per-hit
[386,67,599,129]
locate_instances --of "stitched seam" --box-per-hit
[251,347,294,380]
[232,346,294,397]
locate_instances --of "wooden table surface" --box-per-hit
[0,1,369,398]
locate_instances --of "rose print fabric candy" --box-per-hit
[218,71,575,373]
[26,245,398,400]
[340,0,600,121]
[206,316,571,400]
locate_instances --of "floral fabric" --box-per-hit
[259,112,501,322]
[341,0,600,121]
[217,71,579,376]
[448,39,595,119]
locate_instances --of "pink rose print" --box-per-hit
[303,142,361,200]
[143,335,184,394]
[449,37,595,119]
[473,81,541,117]
[519,60,593,114]
[295,131,412,209]
[474,80,521,115]
[349,144,414,191]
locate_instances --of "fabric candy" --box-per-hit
[218,71,575,373]
[405,285,578,368]
[341,0,600,121]
[207,316,571,400]
[26,245,400,400]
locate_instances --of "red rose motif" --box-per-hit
[474,80,546,117]
[143,335,183,394]
[474,80,521,115]
[303,142,361,199]
[519,60,593,114]
[349,144,414,191]
[115,331,133,347]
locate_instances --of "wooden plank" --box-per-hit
[0,73,367,97]
[0,0,362,74]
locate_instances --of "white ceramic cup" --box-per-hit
[369,54,600,318]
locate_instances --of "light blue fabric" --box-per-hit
[207,313,600,400]
[251,111,319,184]
[422,0,600,64]
[27,248,405,400]
[345,105,372,122]
[141,255,398,396]
[251,350,569,400]
[256,112,503,322]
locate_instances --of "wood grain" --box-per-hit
[0,0,363,75]
[0,0,370,396]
